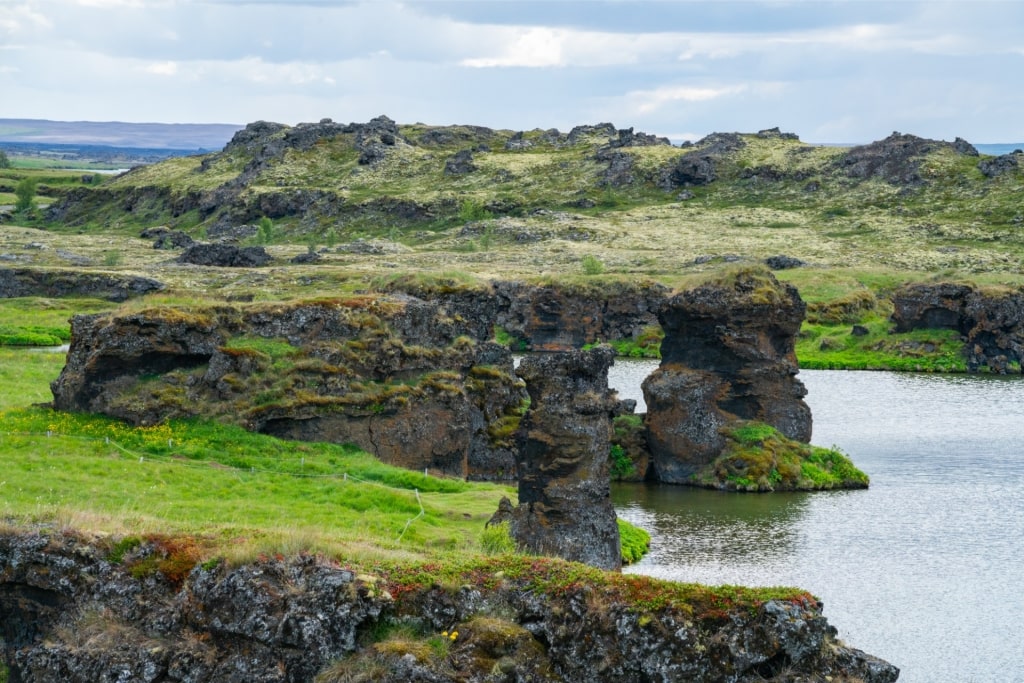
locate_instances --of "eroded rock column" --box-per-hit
[643,269,812,483]
[509,347,621,570]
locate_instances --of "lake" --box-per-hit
[608,361,1024,683]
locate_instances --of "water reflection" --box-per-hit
[612,368,1024,682]
[613,483,812,570]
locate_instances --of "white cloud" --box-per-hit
[462,27,565,68]
[0,3,53,35]
[143,61,178,76]
[627,84,750,114]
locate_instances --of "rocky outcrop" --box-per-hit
[507,347,622,570]
[494,279,670,350]
[378,277,671,351]
[0,530,899,683]
[643,268,812,483]
[891,282,1024,373]
[443,149,477,175]
[0,266,163,301]
[658,132,747,190]
[837,132,978,186]
[176,243,272,267]
[978,150,1021,178]
[50,296,527,480]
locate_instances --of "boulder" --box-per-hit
[444,149,477,175]
[508,347,622,570]
[643,268,811,483]
[176,243,272,267]
[0,267,163,301]
[978,151,1021,178]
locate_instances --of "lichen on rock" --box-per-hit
[507,346,622,570]
[643,267,817,486]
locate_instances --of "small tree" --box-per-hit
[257,216,274,244]
[14,177,36,213]
[0,149,10,169]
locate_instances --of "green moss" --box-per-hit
[692,421,869,491]
[797,316,967,372]
[618,519,650,565]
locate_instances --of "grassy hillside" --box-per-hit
[4,118,1023,374]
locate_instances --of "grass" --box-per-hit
[797,314,968,372]
[0,348,649,568]
[691,421,869,492]
[0,297,112,347]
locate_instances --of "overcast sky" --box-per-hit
[2,0,1023,143]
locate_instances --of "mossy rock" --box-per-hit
[691,421,869,492]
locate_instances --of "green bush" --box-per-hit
[480,521,516,555]
[257,217,274,244]
[14,177,36,212]
[458,199,492,222]
[609,443,636,480]
[581,255,605,275]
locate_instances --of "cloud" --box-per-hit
[1,0,1022,141]
[628,84,751,114]
[0,3,53,35]
[143,61,178,76]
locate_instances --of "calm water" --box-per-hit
[608,361,1024,683]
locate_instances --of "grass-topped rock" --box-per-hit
[643,266,815,484]
[692,421,869,492]
[49,295,528,480]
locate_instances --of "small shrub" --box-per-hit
[14,177,36,212]
[480,521,516,555]
[102,250,123,267]
[458,199,492,222]
[257,217,274,244]
[609,443,636,480]
[581,255,605,275]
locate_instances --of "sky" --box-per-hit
[2,0,1023,143]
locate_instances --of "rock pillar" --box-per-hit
[508,347,621,570]
[643,268,812,483]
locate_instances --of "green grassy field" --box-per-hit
[0,347,651,568]
[0,348,509,562]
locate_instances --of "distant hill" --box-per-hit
[0,118,242,151]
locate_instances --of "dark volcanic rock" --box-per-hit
[596,148,636,187]
[0,530,899,683]
[0,267,163,301]
[890,282,973,332]
[444,149,477,175]
[152,229,195,250]
[509,347,622,570]
[50,298,526,480]
[176,243,272,267]
[494,280,670,351]
[643,269,811,483]
[757,127,800,140]
[891,281,1024,373]
[978,150,1021,178]
[838,131,977,186]
[658,133,746,190]
[764,254,805,270]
